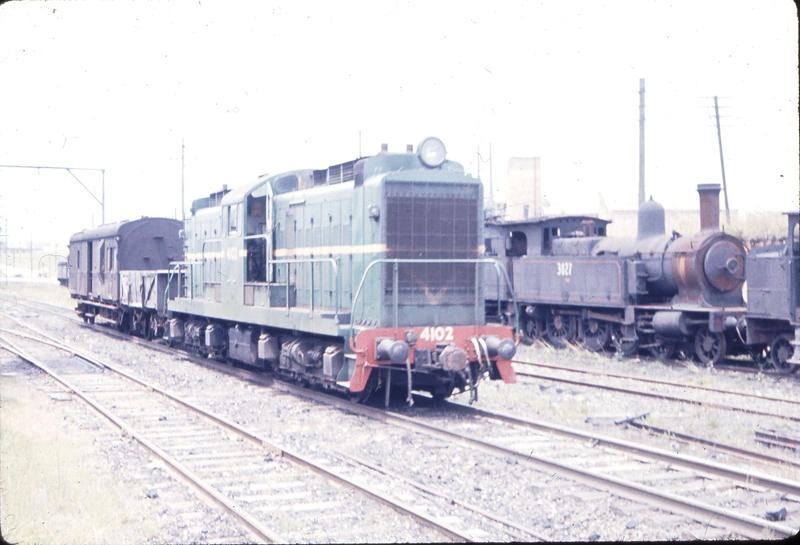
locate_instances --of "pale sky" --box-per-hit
[0,0,797,246]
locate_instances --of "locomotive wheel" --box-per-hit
[749,346,769,366]
[769,333,798,374]
[611,326,639,357]
[545,313,576,347]
[430,385,455,402]
[523,317,542,344]
[648,340,676,362]
[693,327,727,367]
[581,319,610,352]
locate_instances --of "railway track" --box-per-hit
[322,398,800,539]
[512,358,800,423]
[0,326,506,543]
[4,303,800,539]
[218,369,800,539]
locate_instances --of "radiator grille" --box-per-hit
[385,181,480,305]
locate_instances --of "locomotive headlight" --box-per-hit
[417,136,447,168]
[376,338,410,363]
[483,335,517,360]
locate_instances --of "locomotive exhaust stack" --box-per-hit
[697,183,721,232]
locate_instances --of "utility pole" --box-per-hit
[2,219,7,286]
[181,139,185,222]
[488,143,494,212]
[713,96,731,223]
[638,78,645,206]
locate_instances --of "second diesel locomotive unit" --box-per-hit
[166,137,518,402]
[485,184,747,366]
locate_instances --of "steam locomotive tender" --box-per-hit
[485,184,747,366]
[740,212,800,372]
[67,217,183,338]
[166,137,517,402]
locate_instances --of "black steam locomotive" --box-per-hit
[739,212,799,372]
[485,184,748,366]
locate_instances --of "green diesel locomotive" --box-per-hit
[166,137,517,403]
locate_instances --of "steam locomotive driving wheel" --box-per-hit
[694,327,727,366]
[647,337,676,362]
[581,318,610,352]
[545,312,576,347]
[769,333,797,374]
[611,325,639,357]
[523,316,542,343]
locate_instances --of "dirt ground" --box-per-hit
[0,362,161,544]
[0,281,163,543]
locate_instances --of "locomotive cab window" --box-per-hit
[506,231,527,257]
[227,204,240,235]
[245,196,268,283]
[246,195,267,236]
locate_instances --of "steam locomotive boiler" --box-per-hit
[486,184,747,365]
[166,137,517,402]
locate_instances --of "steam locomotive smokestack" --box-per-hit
[406,144,413,153]
[697,184,721,232]
[379,143,388,154]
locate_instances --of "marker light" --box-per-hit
[417,136,446,168]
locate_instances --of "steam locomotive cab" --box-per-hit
[742,212,800,372]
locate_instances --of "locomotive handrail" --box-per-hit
[270,257,339,318]
[349,258,519,348]
[164,261,202,313]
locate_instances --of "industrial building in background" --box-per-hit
[504,157,543,221]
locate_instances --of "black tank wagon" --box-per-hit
[68,217,183,337]
[486,184,748,365]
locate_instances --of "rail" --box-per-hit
[349,257,518,347]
